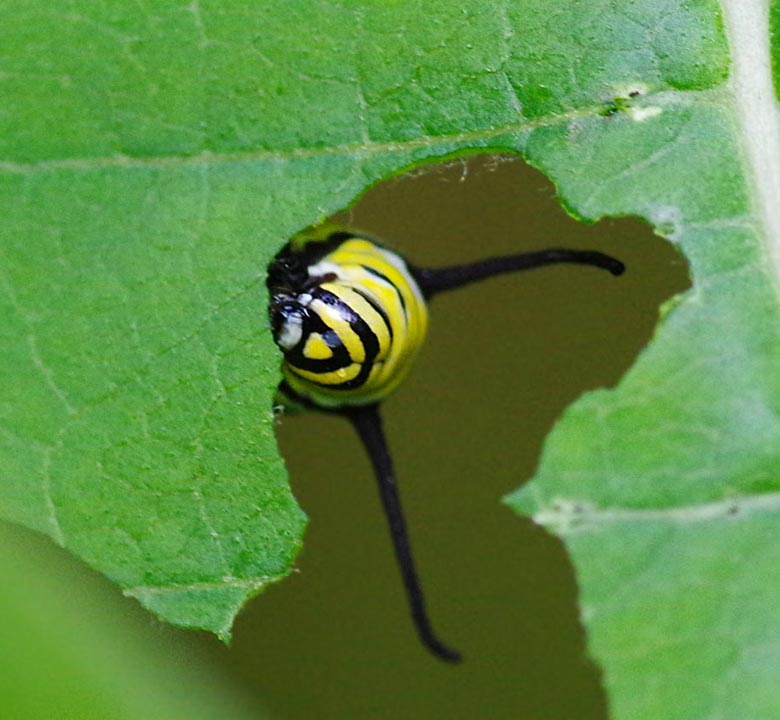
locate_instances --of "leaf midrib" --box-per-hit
[721,0,780,300]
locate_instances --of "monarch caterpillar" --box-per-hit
[268,230,624,662]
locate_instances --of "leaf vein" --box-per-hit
[0,89,721,175]
[534,491,780,534]
[124,575,282,596]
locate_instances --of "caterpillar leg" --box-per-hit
[411,248,625,299]
[344,404,462,663]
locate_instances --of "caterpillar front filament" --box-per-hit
[267,230,625,663]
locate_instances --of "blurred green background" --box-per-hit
[1,155,688,719]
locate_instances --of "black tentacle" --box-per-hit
[411,248,625,299]
[343,404,461,663]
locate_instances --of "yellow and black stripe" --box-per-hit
[268,232,428,409]
[266,227,625,663]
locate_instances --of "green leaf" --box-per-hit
[0,523,266,720]
[771,0,780,98]
[504,2,780,718]
[1,2,778,717]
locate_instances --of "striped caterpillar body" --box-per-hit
[268,232,428,409]
[267,229,625,663]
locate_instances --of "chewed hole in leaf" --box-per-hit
[246,154,690,718]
